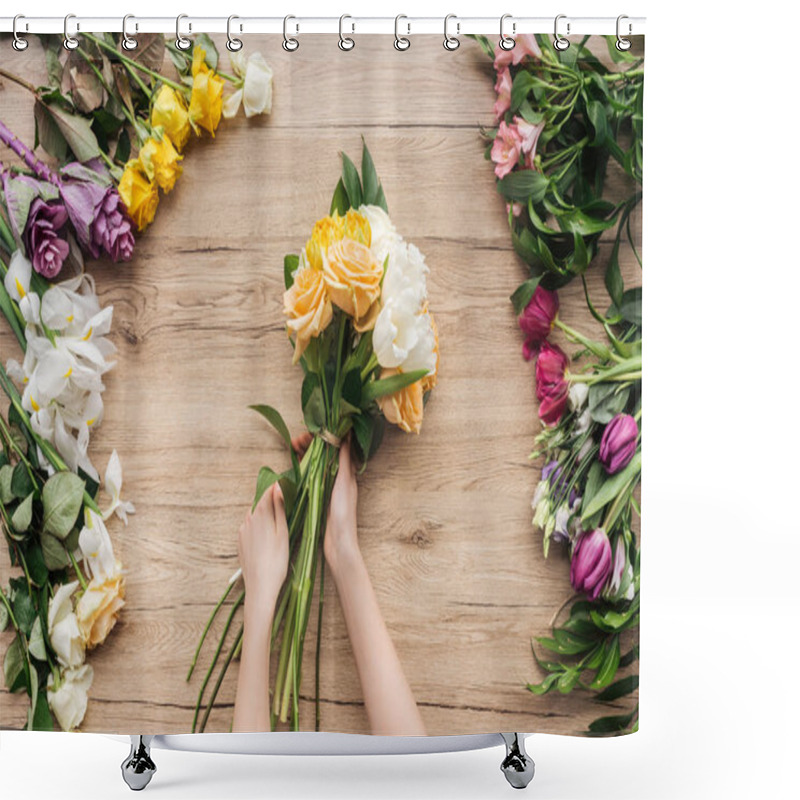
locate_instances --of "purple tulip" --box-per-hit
[23,198,70,278]
[570,529,612,601]
[60,162,135,262]
[519,286,559,360]
[599,413,639,475]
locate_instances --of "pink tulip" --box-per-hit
[535,341,569,425]
[570,529,612,601]
[491,121,523,179]
[519,286,559,358]
[493,68,513,120]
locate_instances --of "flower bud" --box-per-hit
[599,413,638,474]
[535,342,569,426]
[519,286,559,358]
[570,529,612,601]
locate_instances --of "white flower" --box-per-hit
[102,450,135,525]
[361,205,401,266]
[79,510,120,582]
[222,51,273,119]
[47,582,85,668]
[568,383,589,412]
[3,250,31,302]
[47,664,93,731]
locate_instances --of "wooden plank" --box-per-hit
[0,34,640,735]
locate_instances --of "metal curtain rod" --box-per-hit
[0,15,646,37]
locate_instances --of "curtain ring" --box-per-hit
[443,14,460,51]
[175,14,192,51]
[12,15,29,51]
[121,14,138,51]
[339,15,355,51]
[227,15,243,52]
[553,14,570,51]
[616,15,632,51]
[283,15,299,51]
[63,14,79,51]
[499,14,515,51]
[394,15,410,51]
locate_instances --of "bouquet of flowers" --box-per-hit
[189,142,439,731]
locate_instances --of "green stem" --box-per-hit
[69,550,88,591]
[0,66,37,95]
[0,213,17,254]
[198,625,244,733]
[554,317,621,363]
[82,33,185,93]
[187,573,239,681]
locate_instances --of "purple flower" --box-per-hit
[519,285,559,359]
[599,413,639,475]
[59,161,135,262]
[570,529,612,601]
[24,198,70,278]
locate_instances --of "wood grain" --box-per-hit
[0,35,641,736]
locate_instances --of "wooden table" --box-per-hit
[0,34,640,735]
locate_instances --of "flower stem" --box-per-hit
[0,120,56,183]
[82,33,185,93]
[0,66,37,95]
[69,550,88,591]
[187,574,239,681]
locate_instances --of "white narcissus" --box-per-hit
[222,51,273,119]
[47,581,85,668]
[47,664,93,731]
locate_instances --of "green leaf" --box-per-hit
[21,541,48,587]
[619,287,642,327]
[330,178,350,216]
[588,709,637,734]
[194,34,219,70]
[341,152,362,209]
[249,405,293,450]
[361,143,379,206]
[3,636,26,692]
[42,472,85,540]
[557,208,618,236]
[591,635,620,689]
[510,275,543,315]
[606,235,625,308]
[284,254,299,290]
[342,368,362,408]
[28,616,47,662]
[0,464,15,504]
[587,100,609,146]
[0,599,8,633]
[588,383,631,425]
[36,100,101,162]
[32,685,54,731]
[581,451,641,522]
[34,100,69,161]
[362,369,428,404]
[557,668,581,693]
[253,467,281,509]
[13,590,36,637]
[595,674,638,702]
[496,171,549,203]
[526,671,560,696]
[11,463,34,500]
[374,183,388,214]
[41,533,71,571]
[11,493,34,534]
[302,385,325,433]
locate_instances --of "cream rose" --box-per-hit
[284,264,334,363]
[322,239,383,327]
[47,664,93,731]
[76,573,126,649]
[223,51,274,119]
[48,581,85,668]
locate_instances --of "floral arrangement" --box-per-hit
[0,32,272,730]
[189,142,439,731]
[474,34,642,734]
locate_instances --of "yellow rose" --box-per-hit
[76,572,126,649]
[421,310,439,393]
[284,266,334,363]
[118,162,159,231]
[377,368,424,434]
[150,85,191,151]
[138,135,183,194]
[304,210,371,270]
[188,47,225,137]
[323,238,383,326]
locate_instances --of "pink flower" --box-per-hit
[493,68,512,120]
[570,529,612,601]
[535,341,569,425]
[514,116,545,167]
[599,414,639,475]
[506,202,523,218]
[493,34,543,71]
[519,285,559,358]
[491,121,522,179]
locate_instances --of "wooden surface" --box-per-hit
[0,35,641,736]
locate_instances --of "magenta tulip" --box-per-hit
[599,413,639,474]
[519,285,559,359]
[570,529,612,601]
[535,342,569,425]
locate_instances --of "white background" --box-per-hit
[2,0,799,797]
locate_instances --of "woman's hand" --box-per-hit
[324,436,361,575]
[237,484,289,615]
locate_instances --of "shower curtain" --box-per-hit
[0,29,643,739]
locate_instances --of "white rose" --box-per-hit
[48,581,85,669]
[223,52,273,119]
[47,664,93,731]
[374,294,436,373]
[360,205,401,266]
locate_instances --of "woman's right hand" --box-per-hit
[324,437,361,574]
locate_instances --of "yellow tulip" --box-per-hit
[118,161,159,231]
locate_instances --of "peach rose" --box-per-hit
[284,265,333,363]
[76,572,126,649]
[377,368,424,434]
[323,238,383,326]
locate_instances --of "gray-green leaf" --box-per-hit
[11,493,33,533]
[42,472,85,540]
[29,616,47,662]
[41,533,72,570]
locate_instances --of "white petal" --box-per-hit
[222,88,243,119]
[3,250,32,302]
